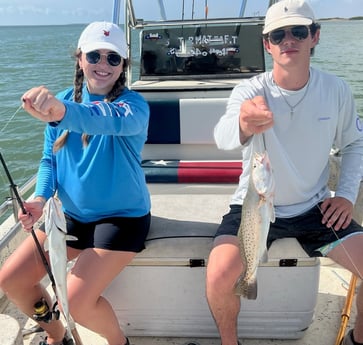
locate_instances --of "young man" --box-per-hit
[206,1,363,345]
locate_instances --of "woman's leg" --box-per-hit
[0,229,69,344]
[66,248,135,345]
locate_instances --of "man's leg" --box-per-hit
[206,235,243,345]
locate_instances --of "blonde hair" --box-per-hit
[53,49,128,152]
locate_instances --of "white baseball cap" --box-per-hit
[77,21,128,59]
[263,0,315,34]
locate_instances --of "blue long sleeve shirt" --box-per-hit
[35,85,151,222]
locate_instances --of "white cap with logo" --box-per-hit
[77,21,128,59]
[263,0,315,34]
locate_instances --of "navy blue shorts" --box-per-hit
[215,204,363,257]
[41,212,151,253]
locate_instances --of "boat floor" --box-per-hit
[3,258,358,345]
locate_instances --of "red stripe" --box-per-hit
[178,161,242,183]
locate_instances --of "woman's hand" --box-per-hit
[22,86,65,123]
[18,197,46,232]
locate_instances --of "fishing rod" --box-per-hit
[334,274,358,345]
[0,152,83,345]
[0,152,56,289]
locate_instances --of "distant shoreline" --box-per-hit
[0,16,362,27]
[318,16,363,21]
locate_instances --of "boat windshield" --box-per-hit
[127,0,266,80]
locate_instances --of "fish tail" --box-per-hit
[234,276,258,300]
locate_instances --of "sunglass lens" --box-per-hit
[291,26,309,40]
[107,53,122,66]
[86,51,100,64]
[86,51,101,64]
[269,26,309,45]
[269,30,285,45]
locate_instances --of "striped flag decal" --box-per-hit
[142,160,242,183]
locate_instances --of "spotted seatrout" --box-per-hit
[235,151,275,299]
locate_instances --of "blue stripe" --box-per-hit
[142,160,179,183]
[147,100,180,144]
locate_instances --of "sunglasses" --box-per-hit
[268,25,310,45]
[85,51,122,67]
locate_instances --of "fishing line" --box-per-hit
[0,104,23,134]
[0,105,23,185]
[317,204,363,280]
[0,104,33,197]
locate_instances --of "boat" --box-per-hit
[0,1,361,345]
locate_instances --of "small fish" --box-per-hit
[235,151,275,299]
[43,197,77,336]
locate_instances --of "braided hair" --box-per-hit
[53,49,128,152]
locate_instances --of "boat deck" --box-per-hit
[2,258,357,345]
[1,180,361,345]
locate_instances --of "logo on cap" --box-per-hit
[103,30,110,37]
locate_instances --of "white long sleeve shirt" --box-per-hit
[214,67,363,218]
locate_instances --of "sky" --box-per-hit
[0,0,362,26]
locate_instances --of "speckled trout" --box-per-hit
[235,150,275,299]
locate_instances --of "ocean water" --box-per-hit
[0,20,362,202]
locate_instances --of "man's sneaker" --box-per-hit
[341,330,354,345]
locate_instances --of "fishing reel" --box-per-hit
[33,298,60,323]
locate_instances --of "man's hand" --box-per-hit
[239,95,274,144]
[320,196,354,230]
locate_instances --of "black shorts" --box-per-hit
[41,212,151,253]
[215,204,363,257]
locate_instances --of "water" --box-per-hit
[0,25,83,203]
[0,20,362,203]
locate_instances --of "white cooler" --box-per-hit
[103,190,320,339]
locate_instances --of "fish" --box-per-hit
[235,150,275,299]
[43,197,79,342]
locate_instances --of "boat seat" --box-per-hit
[142,97,241,182]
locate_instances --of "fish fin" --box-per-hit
[65,235,78,242]
[247,280,258,300]
[260,248,268,263]
[43,238,49,252]
[234,274,245,296]
[234,276,258,300]
[269,201,276,223]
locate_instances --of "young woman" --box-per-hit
[0,21,150,345]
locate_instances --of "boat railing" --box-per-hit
[129,17,265,29]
